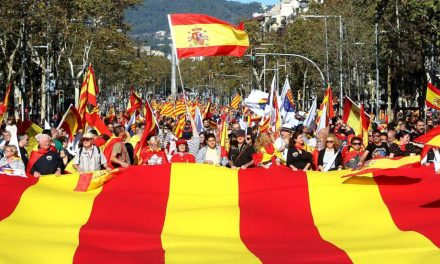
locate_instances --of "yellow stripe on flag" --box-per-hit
[307,170,440,263]
[0,175,102,263]
[172,24,249,48]
[161,164,261,263]
[426,86,440,109]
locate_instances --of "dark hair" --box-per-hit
[289,131,302,147]
[42,129,52,137]
[89,129,98,136]
[396,130,410,140]
[113,126,125,136]
[58,136,68,143]
[350,136,362,144]
[18,133,28,142]
[205,133,216,144]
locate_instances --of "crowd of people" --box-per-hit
[0,106,437,177]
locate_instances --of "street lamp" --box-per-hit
[301,14,344,114]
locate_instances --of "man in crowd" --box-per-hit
[411,119,425,140]
[274,124,293,161]
[228,129,255,169]
[18,133,29,168]
[73,133,111,173]
[104,125,130,169]
[196,133,228,166]
[27,134,64,177]
[359,130,389,167]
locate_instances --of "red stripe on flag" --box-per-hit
[0,176,38,221]
[73,165,171,263]
[428,82,440,96]
[170,14,243,29]
[426,100,440,111]
[374,166,440,248]
[238,166,352,263]
[176,45,248,58]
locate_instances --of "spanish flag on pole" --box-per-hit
[168,14,249,58]
[57,104,82,140]
[426,82,440,110]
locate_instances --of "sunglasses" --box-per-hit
[246,137,252,140]
[326,140,334,143]
[352,142,361,145]
[83,138,92,142]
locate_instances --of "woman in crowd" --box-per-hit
[140,136,169,165]
[342,136,364,169]
[389,130,420,158]
[171,139,196,163]
[252,133,283,168]
[318,133,343,171]
[0,145,25,170]
[286,131,312,171]
[196,133,228,166]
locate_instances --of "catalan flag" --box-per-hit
[0,83,12,123]
[230,93,242,110]
[174,99,186,117]
[160,102,174,118]
[134,99,159,164]
[127,88,143,116]
[2,165,440,263]
[168,14,249,58]
[426,82,440,110]
[78,64,99,125]
[57,104,82,140]
[316,86,335,130]
[174,115,186,139]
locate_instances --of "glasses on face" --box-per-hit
[246,137,252,140]
[352,142,361,146]
[83,138,92,142]
[326,140,334,143]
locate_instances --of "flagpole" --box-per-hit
[57,104,73,130]
[167,14,186,101]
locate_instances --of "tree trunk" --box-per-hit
[40,59,46,123]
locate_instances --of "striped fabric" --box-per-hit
[1,164,440,263]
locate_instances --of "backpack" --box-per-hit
[77,145,102,168]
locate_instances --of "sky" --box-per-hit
[235,0,279,5]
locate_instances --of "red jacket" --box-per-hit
[171,153,196,163]
[140,147,168,165]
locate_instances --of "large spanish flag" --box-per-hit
[426,82,440,110]
[1,163,440,263]
[168,14,249,58]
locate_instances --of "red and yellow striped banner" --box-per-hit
[1,164,440,263]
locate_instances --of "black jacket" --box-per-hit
[317,148,342,171]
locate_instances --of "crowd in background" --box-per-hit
[0,104,438,177]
